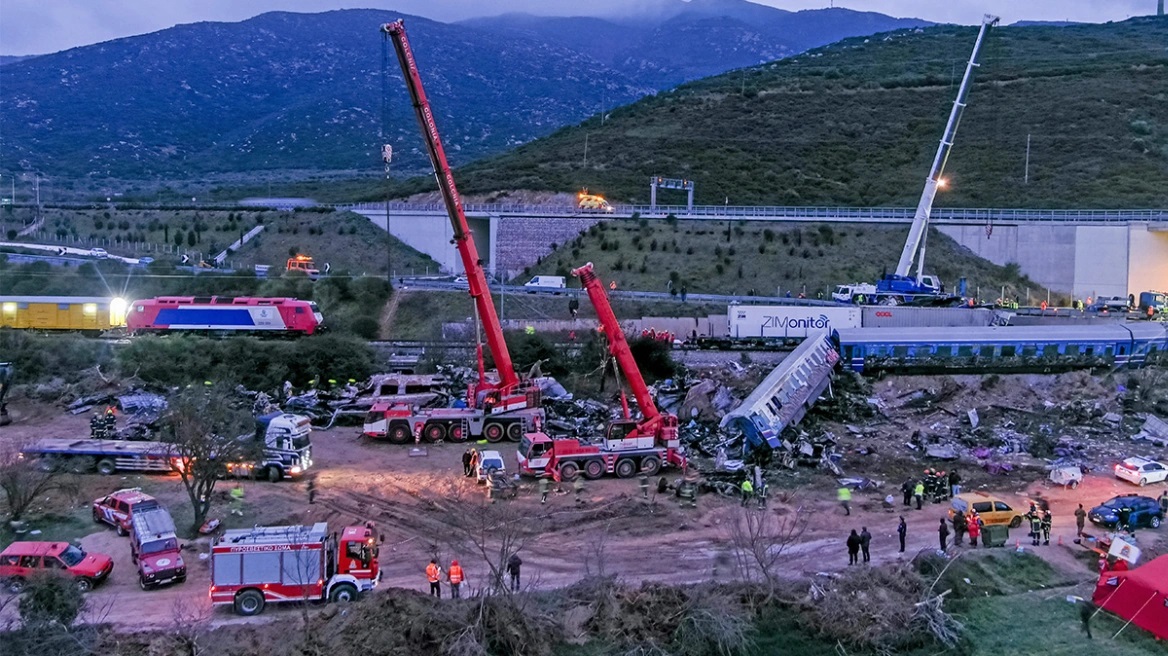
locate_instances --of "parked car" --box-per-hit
[93,488,160,536]
[1088,495,1163,529]
[0,541,113,592]
[948,491,1025,528]
[476,450,506,483]
[1114,457,1168,487]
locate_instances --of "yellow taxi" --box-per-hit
[948,491,1025,528]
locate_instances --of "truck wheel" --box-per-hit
[448,424,467,442]
[506,422,523,441]
[329,583,358,603]
[424,423,447,442]
[70,456,96,474]
[484,422,505,443]
[75,578,93,593]
[234,589,265,616]
[558,462,579,481]
[388,423,411,444]
[584,460,605,480]
[615,459,636,478]
[96,458,117,476]
[640,457,661,476]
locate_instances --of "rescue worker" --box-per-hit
[487,472,499,504]
[741,478,754,507]
[938,518,950,551]
[846,530,861,565]
[860,527,872,563]
[967,512,981,547]
[229,482,245,516]
[447,560,464,599]
[1029,509,1043,546]
[901,479,913,506]
[573,476,585,507]
[306,475,316,504]
[462,449,473,477]
[90,413,104,439]
[426,559,442,598]
[837,485,852,516]
[1075,503,1087,537]
[506,553,522,592]
[897,516,907,553]
[953,510,967,546]
[948,469,961,498]
[102,406,117,438]
[639,473,650,500]
[1041,509,1053,546]
[678,479,697,509]
[468,449,480,477]
[757,479,768,509]
[913,480,925,510]
[539,477,550,504]
[1159,491,1168,515]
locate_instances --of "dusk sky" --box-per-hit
[0,0,1156,55]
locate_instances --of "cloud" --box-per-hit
[0,0,1155,56]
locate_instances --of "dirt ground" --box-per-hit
[1,391,1165,632]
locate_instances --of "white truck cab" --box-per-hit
[524,276,566,292]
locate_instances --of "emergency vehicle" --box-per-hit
[130,506,186,589]
[0,542,113,593]
[211,522,380,616]
[92,488,160,536]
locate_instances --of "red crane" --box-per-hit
[383,21,536,413]
[517,262,684,480]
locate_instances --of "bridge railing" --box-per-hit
[338,202,1168,223]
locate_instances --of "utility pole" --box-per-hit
[1024,133,1031,185]
[582,133,589,167]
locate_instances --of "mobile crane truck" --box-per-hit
[379,20,544,441]
[517,263,686,480]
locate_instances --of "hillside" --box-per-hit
[0,4,925,182]
[518,218,1052,303]
[428,18,1168,208]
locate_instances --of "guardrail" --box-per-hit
[341,203,1168,223]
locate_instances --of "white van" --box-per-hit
[524,276,566,292]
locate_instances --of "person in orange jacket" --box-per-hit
[448,559,465,599]
[426,559,443,598]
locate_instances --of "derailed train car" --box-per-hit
[834,323,1168,374]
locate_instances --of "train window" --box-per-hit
[1105,346,1114,356]
[295,307,305,314]
[193,297,212,304]
[58,304,70,310]
[1022,345,1037,357]
[843,346,853,360]
[1083,346,1094,357]
[957,345,973,357]
[979,346,994,358]
[893,345,909,358]
[1001,345,1016,357]
[1043,344,1059,357]
[18,303,28,309]
[935,345,951,357]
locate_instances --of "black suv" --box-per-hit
[1088,495,1164,529]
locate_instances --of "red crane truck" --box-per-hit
[210,522,380,616]
[517,263,687,480]
[378,20,544,440]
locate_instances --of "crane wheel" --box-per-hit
[388,423,411,444]
[484,423,505,443]
[424,423,447,442]
[506,422,523,441]
[558,462,579,480]
[640,457,661,476]
[448,425,467,442]
[615,459,637,478]
[584,460,605,480]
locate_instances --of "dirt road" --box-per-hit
[1,398,1164,630]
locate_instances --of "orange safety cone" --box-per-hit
[1058,534,1063,547]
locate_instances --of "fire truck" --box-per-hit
[517,263,686,480]
[379,20,544,438]
[210,522,380,616]
[362,397,542,443]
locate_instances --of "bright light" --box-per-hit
[82,303,97,316]
[936,177,949,189]
[1,302,15,315]
[110,297,128,326]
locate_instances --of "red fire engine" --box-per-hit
[517,263,686,480]
[368,21,546,444]
[210,522,380,616]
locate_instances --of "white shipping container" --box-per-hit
[727,305,861,338]
[860,306,997,328]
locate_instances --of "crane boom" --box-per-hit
[895,14,999,279]
[572,263,661,428]
[381,20,519,390]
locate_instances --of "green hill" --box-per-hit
[518,218,1050,303]
[390,18,1168,209]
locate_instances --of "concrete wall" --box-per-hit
[1073,225,1129,299]
[495,215,604,280]
[353,208,490,275]
[937,224,1077,294]
[1129,224,1168,296]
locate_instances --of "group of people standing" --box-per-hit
[900,469,960,510]
[425,553,524,598]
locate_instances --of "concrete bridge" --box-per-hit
[344,203,1168,299]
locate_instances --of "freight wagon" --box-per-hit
[0,296,127,332]
[698,305,860,350]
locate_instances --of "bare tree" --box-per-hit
[0,445,63,522]
[160,387,253,535]
[727,504,808,591]
[168,599,212,656]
